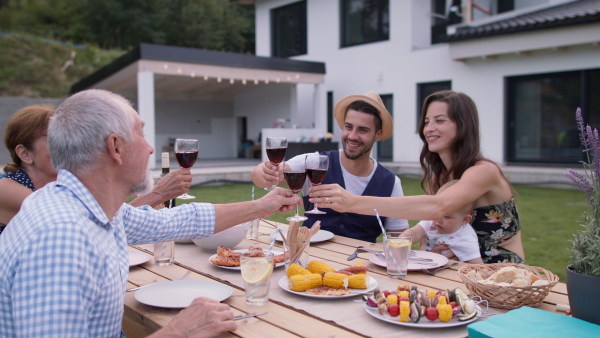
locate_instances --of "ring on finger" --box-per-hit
[326,197,331,204]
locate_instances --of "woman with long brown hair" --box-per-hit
[310,90,524,263]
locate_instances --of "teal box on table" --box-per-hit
[468,306,600,338]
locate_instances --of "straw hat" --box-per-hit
[333,91,393,140]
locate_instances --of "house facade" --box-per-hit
[254,0,600,166]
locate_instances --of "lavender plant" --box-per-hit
[565,108,600,277]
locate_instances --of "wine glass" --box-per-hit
[283,161,308,222]
[265,137,288,191]
[305,154,329,214]
[174,138,199,199]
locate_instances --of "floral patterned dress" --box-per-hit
[471,197,524,263]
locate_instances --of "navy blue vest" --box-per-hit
[302,150,395,242]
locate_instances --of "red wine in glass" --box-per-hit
[266,147,286,165]
[305,154,329,214]
[265,137,288,191]
[284,171,307,193]
[283,161,308,222]
[307,169,327,185]
[174,138,199,199]
[175,150,198,169]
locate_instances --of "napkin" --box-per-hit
[468,307,600,338]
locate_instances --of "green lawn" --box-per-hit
[180,176,585,281]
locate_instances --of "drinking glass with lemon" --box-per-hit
[240,252,274,306]
[384,233,412,279]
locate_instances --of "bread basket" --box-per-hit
[457,263,559,309]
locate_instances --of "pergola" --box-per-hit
[71,43,326,167]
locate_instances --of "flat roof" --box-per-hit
[70,43,326,98]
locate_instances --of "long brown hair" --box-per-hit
[3,105,55,173]
[417,90,497,194]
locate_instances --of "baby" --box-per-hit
[403,180,483,264]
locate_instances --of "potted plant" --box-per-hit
[565,107,600,325]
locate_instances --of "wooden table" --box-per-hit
[124,221,569,337]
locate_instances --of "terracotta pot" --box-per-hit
[566,265,600,325]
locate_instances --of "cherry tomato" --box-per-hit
[449,301,459,309]
[398,296,409,302]
[388,303,400,317]
[425,307,439,321]
[382,290,391,297]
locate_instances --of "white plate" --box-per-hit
[128,250,152,267]
[363,303,481,328]
[135,280,232,308]
[275,229,334,243]
[279,276,378,299]
[369,251,449,271]
[208,249,285,270]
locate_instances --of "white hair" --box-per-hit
[48,89,136,174]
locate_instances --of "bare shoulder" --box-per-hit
[0,178,33,201]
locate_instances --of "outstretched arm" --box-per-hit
[309,161,503,221]
[250,161,286,189]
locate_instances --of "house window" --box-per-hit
[416,81,452,130]
[340,0,389,48]
[271,1,307,58]
[377,94,393,161]
[506,69,600,165]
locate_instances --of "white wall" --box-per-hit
[154,99,234,159]
[255,0,600,165]
[234,82,296,143]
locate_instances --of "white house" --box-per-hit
[254,0,600,167]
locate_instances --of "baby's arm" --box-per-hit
[403,223,426,248]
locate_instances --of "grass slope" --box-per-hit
[0,34,124,97]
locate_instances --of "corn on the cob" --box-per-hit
[398,290,409,299]
[286,263,311,278]
[307,261,335,274]
[399,301,410,322]
[347,274,368,289]
[427,289,437,299]
[437,295,447,305]
[387,294,398,306]
[351,262,365,267]
[288,274,323,291]
[436,303,452,322]
[322,272,349,289]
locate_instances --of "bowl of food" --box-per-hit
[457,263,559,309]
[192,222,252,252]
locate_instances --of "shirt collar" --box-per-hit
[55,169,110,225]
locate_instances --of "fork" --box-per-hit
[126,270,191,292]
[420,262,459,276]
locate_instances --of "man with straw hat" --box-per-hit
[251,91,409,242]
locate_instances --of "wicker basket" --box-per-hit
[457,263,559,309]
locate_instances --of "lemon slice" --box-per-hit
[241,258,273,284]
[388,238,411,248]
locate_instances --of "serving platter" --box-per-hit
[208,249,285,270]
[363,303,481,328]
[279,276,378,299]
[274,229,334,243]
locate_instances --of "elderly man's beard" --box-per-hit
[131,169,154,196]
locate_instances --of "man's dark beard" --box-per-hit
[343,138,372,160]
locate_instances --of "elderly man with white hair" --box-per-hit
[0,89,300,337]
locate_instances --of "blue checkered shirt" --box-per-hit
[0,170,216,337]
